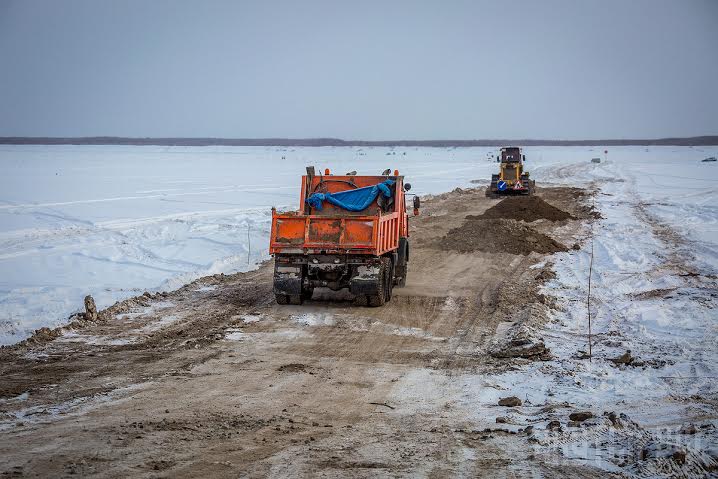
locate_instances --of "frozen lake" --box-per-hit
[0,144,716,345]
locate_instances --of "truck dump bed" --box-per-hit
[269,173,406,256]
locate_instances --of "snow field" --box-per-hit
[0,145,492,344]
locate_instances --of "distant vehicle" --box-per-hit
[702,157,717,162]
[486,147,535,197]
[269,167,417,306]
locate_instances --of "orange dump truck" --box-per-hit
[269,167,418,306]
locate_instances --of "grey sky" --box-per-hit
[0,0,716,139]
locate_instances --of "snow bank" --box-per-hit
[483,146,718,474]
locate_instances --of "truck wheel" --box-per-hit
[394,239,408,287]
[302,288,314,301]
[289,294,302,305]
[275,294,289,305]
[368,260,388,307]
[353,295,368,306]
[384,257,394,301]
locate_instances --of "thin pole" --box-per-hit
[247,222,251,266]
[587,194,596,361]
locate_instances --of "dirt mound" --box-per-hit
[479,196,573,222]
[438,218,567,255]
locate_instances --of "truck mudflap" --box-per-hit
[273,264,303,295]
[349,264,382,295]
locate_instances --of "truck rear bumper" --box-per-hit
[273,254,384,295]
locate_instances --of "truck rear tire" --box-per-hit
[353,295,368,306]
[368,259,389,307]
[275,294,289,305]
[394,238,408,287]
[384,257,393,301]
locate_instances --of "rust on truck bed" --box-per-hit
[270,174,407,256]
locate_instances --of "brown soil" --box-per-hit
[0,187,603,478]
[480,195,574,222]
[438,218,568,255]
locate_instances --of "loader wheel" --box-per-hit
[367,259,388,307]
[275,294,289,305]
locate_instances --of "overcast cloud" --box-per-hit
[0,0,716,139]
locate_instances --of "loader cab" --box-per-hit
[499,147,523,163]
[488,146,535,197]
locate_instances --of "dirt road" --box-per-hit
[0,187,602,478]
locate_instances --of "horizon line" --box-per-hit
[1,135,717,147]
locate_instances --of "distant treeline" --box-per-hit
[1,136,717,147]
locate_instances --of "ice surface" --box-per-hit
[1,145,716,351]
[291,312,336,327]
[0,144,491,344]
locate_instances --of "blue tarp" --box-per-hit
[306,179,395,212]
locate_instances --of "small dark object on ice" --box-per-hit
[84,295,98,321]
[609,350,633,366]
[547,420,561,430]
[672,449,687,464]
[496,417,507,423]
[605,411,623,428]
[498,396,522,407]
[569,411,593,422]
[574,350,591,360]
[702,157,717,162]
[680,424,697,435]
